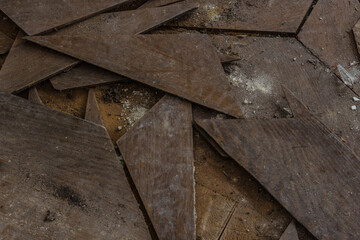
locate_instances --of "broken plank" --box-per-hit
[28,87,43,105]
[0,30,13,54]
[280,220,299,240]
[26,33,243,118]
[85,89,104,126]
[195,117,360,240]
[117,95,195,240]
[0,92,151,239]
[0,0,130,35]
[169,0,313,33]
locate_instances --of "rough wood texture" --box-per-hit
[298,0,360,68]
[0,30,13,54]
[0,32,77,93]
[0,0,130,35]
[139,0,182,9]
[85,89,104,125]
[117,95,195,240]
[0,92,151,240]
[280,221,299,240]
[195,117,360,240]
[281,85,311,118]
[170,0,313,33]
[350,21,360,95]
[28,87,43,105]
[27,33,243,118]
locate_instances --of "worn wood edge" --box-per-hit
[279,220,299,240]
[281,84,312,118]
[138,0,185,9]
[218,53,240,64]
[27,87,43,105]
[85,88,104,126]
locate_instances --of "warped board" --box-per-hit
[170,0,313,33]
[117,95,196,240]
[298,0,360,69]
[27,33,243,117]
[85,89,104,125]
[0,92,151,239]
[0,31,13,54]
[280,221,299,240]
[195,117,360,240]
[28,87,43,105]
[0,0,130,35]
[0,3,197,93]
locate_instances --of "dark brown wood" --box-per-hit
[117,95,195,240]
[26,33,243,118]
[195,117,360,240]
[28,87,43,105]
[281,85,312,118]
[218,53,240,64]
[169,0,313,33]
[0,30,13,54]
[0,0,130,35]
[350,21,360,95]
[280,220,299,240]
[0,92,151,239]
[139,0,183,9]
[85,89,104,126]
[298,0,360,69]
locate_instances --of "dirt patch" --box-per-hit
[54,186,87,209]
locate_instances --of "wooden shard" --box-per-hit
[85,89,104,126]
[279,220,299,240]
[28,87,43,105]
[218,53,240,64]
[0,3,198,93]
[0,30,13,54]
[0,0,130,35]
[0,92,151,239]
[117,95,195,240]
[26,33,243,117]
[195,117,360,240]
[281,85,311,118]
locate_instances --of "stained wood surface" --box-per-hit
[195,117,360,240]
[117,95,195,240]
[0,0,130,35]
[0,92,150,239]
[169,0,313,33]
[0,3,197,93]
[281,85,312,118]
[351,22,360,95]
[0,30,13,54]
[85,89,104,125]
[280,221,299,240]
[139,0,182,9]
[28,87,43,105]
[298,0,360,69]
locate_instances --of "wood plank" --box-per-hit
[28,87,43,105]
[0,30,13,54]
[350,21,360,95]
[26,33,243,118]
[280,220,299,240]
[0,92,151,239]
[117,95,195,240]
[169,0,313,33]
[139,0,183,9]
[281,85,312,118]
[85,89,104,125]
[195,117,360,240]
[0,0,130,35]
[0,3,198,93]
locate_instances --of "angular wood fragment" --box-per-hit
[0,30,13,54]
[218,53,240,64]
[27,33,243,117]
[195,117,360,240]
[0,3,198,93]
[85,89,104,126]
[28,87,43,105]
[0,0,130,35]
[280,220,299,240]
[281,85,311,118]
[117,95,195,240]
[0,92,151,239]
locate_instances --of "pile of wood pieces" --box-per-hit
[0,0,359,239]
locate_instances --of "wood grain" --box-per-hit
[0,30,13,54]
[0,92,151,239]
[27,33,243,118]
[117,95,195,240]
[280,220,299,240]
[28,87,43,105]
[85,89,104,126]
[195,117,360,240]
[0,0,130,35]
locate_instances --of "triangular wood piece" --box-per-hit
[117,95,195,240]
[28,87,43,105]
[0,92,151,239]
[218,53,240,64]
[281,85,312,118]
[85,89,104,126]
[279,220,299,240]
[195,117,360,240]
[0,3,198,93]
[0,0,130,35]
[0,30,13,54]
[27,33,243,118]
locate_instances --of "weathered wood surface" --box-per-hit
[298,0,360,69]
[0,0,130,35]
[0,3,197,93]
[280,221,299,240]
[139,0,182,9]
[85,89,104,126]
[195,117,360,240]
[0,92,151,239]
[0,32,77,93]
[350,21,360,95]
[27,33,243,117]
[0,30,13,54]
[117,95,195,240]
[281,85,312,118]
[28,87,43,105]
[169,0,313,33]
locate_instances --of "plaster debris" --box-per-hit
[353,97,360,102]
[337,64,356,88]
[351,105,357,111]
